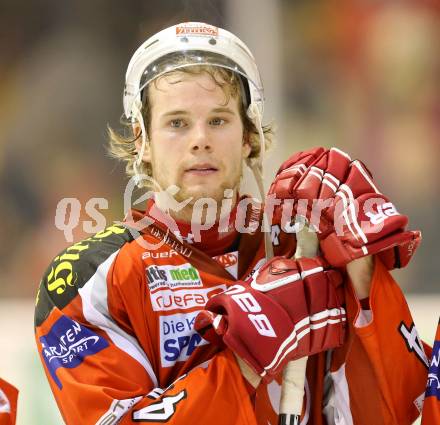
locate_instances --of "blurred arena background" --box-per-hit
[0,0,438,423]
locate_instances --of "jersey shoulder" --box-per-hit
[35,224,135,327]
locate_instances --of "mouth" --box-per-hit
[185,163,219,176]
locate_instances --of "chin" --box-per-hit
[184,186,220,202]
[179,183,234,205]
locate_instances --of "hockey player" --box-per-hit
[35,22,430,424]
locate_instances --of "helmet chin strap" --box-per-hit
[246,103,274,260]
[133,103,149,187]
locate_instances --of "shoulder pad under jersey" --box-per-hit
[35,224,134,327]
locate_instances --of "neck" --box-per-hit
[146,195,240,257]
[154,189,239,225]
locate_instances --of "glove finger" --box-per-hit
[194,310,216,333]
[318,148,352,199]
[295,148,352,201]
[194,310,226,348]
[293,152,329,201]
[342,160,380,198]
[276,147,326,176]
[293,149,351,222]
[269,148,326,200]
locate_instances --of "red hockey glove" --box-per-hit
[269,147,421,269]
[194,256,346,382]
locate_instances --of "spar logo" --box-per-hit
[146,264,203,292]
[40,316,109,389]
[150,285,225,312]
[159,311,208,367]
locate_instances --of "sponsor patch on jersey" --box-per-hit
[142,249,179,260]
[150,285,225,312]
[426,340,440,400]
[214,252,238,269]
[213,252,238,278]
[159,311,208,367]
[146,264,203,291]
[35,224,133,327]
[40,316,109,389]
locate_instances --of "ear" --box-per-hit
[242,133,252,159]
[133,123,151,162]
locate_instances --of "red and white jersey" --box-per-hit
[34,204,430,424]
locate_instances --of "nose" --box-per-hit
[189,122,212,153]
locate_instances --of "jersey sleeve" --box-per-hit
[34,225,256,424]
[329,257,430,425]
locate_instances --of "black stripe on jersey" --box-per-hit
[34,224,134,327]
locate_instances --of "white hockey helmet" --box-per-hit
[124,21,264,124]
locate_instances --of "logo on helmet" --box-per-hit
[176,23,219,37]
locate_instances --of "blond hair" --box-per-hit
[108,65,274,188]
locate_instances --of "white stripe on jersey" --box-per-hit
[78,250,158,387]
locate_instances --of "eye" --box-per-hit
[210,117,226,126]
[170,119,185,128]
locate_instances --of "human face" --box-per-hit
[139,71,251,211]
